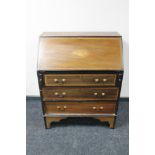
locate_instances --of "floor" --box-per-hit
[26,97,129,155]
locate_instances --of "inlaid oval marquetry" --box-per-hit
[72,49,89,58]
[38,35,123,71]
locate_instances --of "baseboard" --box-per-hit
[26,96,129,102]
[119,97,129,102]
[26,96,40,100]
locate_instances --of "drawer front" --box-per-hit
[44,74,116,86]
[44,101,116,114]
[42,87,119,101]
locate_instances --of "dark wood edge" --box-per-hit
[40,32,122,38]
[37,72,45,116]
[42,99,119,102]
[40,36,122,38]
[26,96,129,103]
[115,71,124,114]
[43,113,116,117]
[37,70,123,74]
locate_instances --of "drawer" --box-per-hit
[44,74,116,86]
[44,101,116,114]
[42,87,119,101]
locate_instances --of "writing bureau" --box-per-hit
[37,32,123,129]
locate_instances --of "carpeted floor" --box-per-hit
[26,97,129,155]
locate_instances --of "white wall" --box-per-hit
[26,0,129,97]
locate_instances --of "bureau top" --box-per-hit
[38,32,123,71]
[41,32,121,37]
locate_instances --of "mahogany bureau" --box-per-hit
[37,32,123,129]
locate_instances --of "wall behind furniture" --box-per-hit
[26,0,129,97]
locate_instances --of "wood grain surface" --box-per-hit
[44,116,116,129]
[42,87,119,101]
[44,101,116,114]
[44,74,116,86]
[38,36,123,71]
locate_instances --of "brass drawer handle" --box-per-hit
[59,92,66,98]
[54,92,64,97]
[57,105,67,110]
[53,78,66,84]
[57,106,60,109]
[54,78,59,83]
[94,92,98,96]
[54,92,59,96]
[62,78,66,83]
[92,106,104,110]
[92,106,97,110]
[54,92,66,97]
[100,106,104,110]
[94,92,106,96]
[101,92,105,96]
[94,78,99,83]
[62,92,66,96]
[63,105,67,109]
[103,78,107,82]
